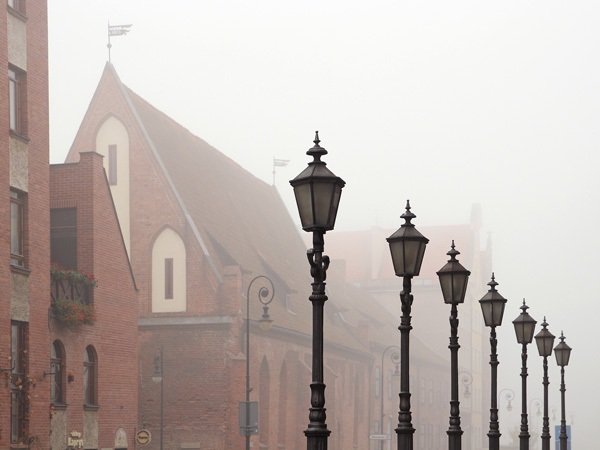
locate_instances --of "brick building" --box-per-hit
[2,0,51,447]
[66,63,428,450]
[49,152,138,449]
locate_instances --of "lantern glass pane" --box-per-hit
[312,181,335,230]
[414,242,426,276]
[514,322,525,343]
[388,240,405,277]
[523,322,536,343]
[480,302,493,327]
[293,183,313,229]
[452,273,468,304]
[495,302,506,327]
[329,184,342,229]
[439,273,453,304]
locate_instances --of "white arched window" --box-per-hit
[152,228,186,312]
[95,116,131,256]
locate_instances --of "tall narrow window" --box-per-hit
[164,258,173,299]
[83,346,98,407]
[10,190,25,267]
[11,321,27,444]
[108,144,118,185]
[8,66,26,136]
[50,341,65,405]
[51,208,77,269]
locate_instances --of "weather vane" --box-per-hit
[107,22,132,63]
[272,157,290,186]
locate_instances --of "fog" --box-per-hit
[49,0,600,447]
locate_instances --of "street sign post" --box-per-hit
[239,401,259,436]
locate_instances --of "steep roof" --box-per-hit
[69,63,444,358]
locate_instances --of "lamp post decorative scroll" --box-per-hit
[290,132,345,450]
[534,317,555,450]
[436,240,471,450]
[512,299,537,450]
[479,273,507,450]
[386,200,429,450]
[553,332,572,450]
[243,275,275,450]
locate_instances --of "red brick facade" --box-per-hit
[66,65,378,450]
[49,153,138,449]
[2,1,51,447]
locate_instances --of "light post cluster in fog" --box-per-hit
[289,133,574,450]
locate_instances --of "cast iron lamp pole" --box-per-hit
[244,275,275,450]
[290,132,345,450]
[378,346,400,450]
[152,347,164,450]
[553,332,572,450]
[512,299,537,450]
[534,318,555,450]
[436,241,471,450]
[479,273,508,450]
[386,200,429,450]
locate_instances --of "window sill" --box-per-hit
[7,6,27,22]
[10,264,30,276]
[9,131,30,144]
[51,402,67,410]
[83,404,99,411]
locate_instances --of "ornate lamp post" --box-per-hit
[152,347,164,450]
[436,241,471,450]
[386,200,429,450]
[512,299,537,450]
[534,318,555,450]
[479,273,507,450]
[243,275,275,450]
[553,332,572,450]
[290,131,345,450]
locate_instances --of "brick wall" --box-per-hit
[49,152,138,448]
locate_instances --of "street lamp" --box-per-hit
[436,240,471,450]
[479,273,507,450]
[499,388,515,412]
[512,299,537,450]
[553,332,571,450]
[243,275,275,450]
[376,346,400,450]
[386,200,429,450]
[290,131,345,450]
[152,347,164,450]
[534,318,555,450]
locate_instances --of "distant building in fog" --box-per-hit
[325,205,492,450]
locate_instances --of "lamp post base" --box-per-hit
[448,429,463,450]
[305,428,331,450]
[396,427,414,450]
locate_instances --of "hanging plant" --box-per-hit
[50,267,97,288]
[51,298,95,328]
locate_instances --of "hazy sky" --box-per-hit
[48,1,600,446]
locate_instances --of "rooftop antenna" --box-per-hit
[107,22,132,63]
[272,157,290,186]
